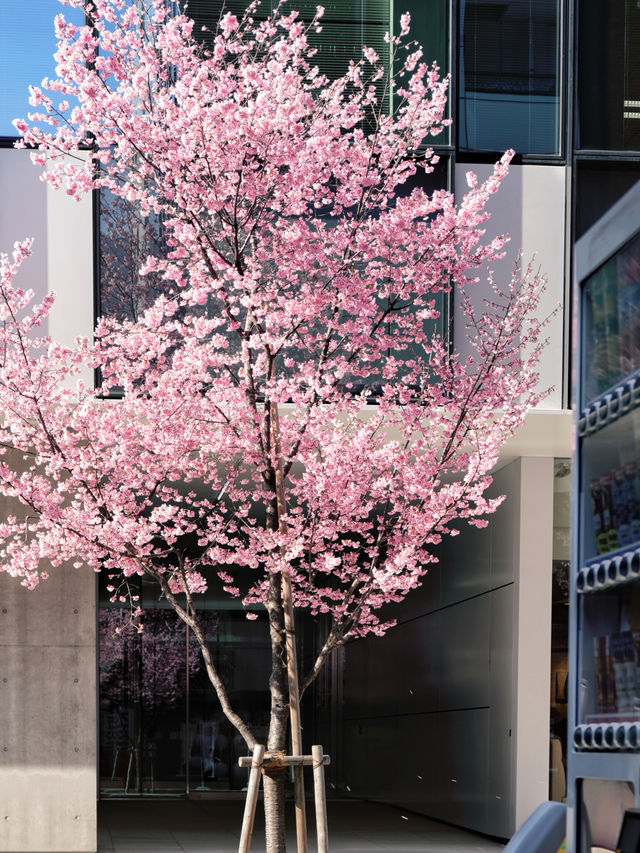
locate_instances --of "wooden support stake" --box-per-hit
[312,745,330,853]
[238,743,265,853]
[282,571,307,853]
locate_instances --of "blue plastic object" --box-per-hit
[502,801,567,853]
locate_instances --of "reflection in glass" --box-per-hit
[99,607,196,795]
[394,0,449,144]
[458,0,561,154]
[99,191,171,323]
[578,584,640,727]
[396,0,448,79]
[333,160,451,396]
[575,163,640,240]
[98,569,280,797]
[187,610,271,791]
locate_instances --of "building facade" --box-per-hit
[0,0,637,850]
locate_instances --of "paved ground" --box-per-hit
[98,799,506,853]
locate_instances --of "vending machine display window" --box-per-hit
[581,230,640,407]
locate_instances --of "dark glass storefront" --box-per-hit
[98,572,273,796]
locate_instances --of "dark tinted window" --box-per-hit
[395,0,449,144]
[397,0,448,77]
[185,0,391,109]
[575,162,640,239]
[458,0,562,154]
[577,0,640,151]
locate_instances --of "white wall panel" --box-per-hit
[0,150,48,295]
[514,456,554,829]
[0,163,96,851]
[0,148,93,387]
[453,163,567,410]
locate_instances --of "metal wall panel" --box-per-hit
[342,457,556,838]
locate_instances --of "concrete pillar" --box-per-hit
[0,566,97,852]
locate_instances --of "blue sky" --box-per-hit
[0,1,83,136]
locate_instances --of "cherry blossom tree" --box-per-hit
[2,1,550,849]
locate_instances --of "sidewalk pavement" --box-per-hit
[98,798,506,853]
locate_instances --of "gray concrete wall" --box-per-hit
[340,457,555,839]
[0,565,97,853]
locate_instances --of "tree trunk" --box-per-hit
[265,490,290,852]
[264,580,289,852]
[263,763,288,853]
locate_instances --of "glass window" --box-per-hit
[0,1,83,138]
[188,1,451,132]
[579,408,640,565]
[99,190,172,324]
[187,0,392,109]
[577,0,640,152]
[98,569,317,796]
[458,0,562,155]
[98,3,451,391]
[397,0,448,79]
[328,155,451,397]
[395,0,449,145]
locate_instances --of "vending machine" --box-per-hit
[569,181,640,852]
